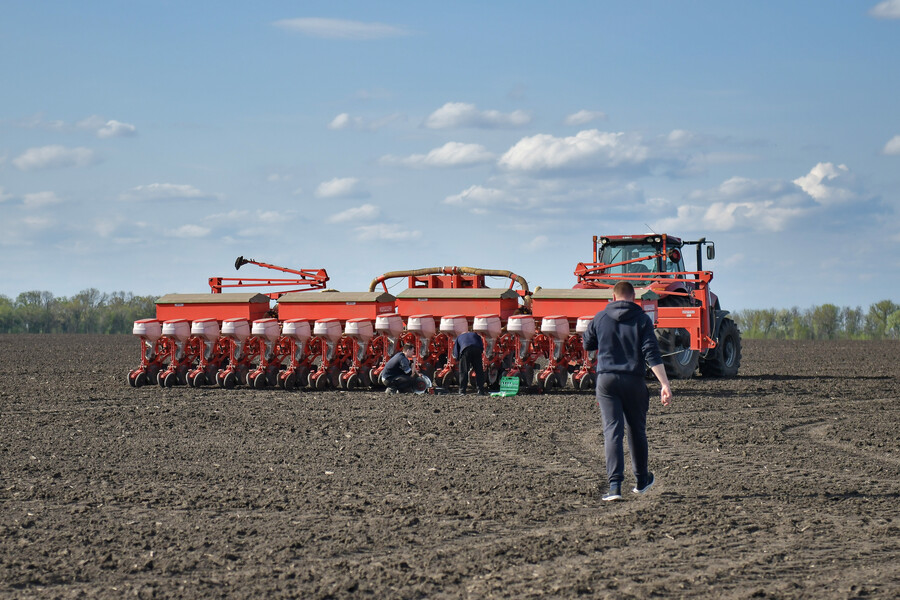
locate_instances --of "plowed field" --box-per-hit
[1,335,898,599]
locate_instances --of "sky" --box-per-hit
[2,1,899,311]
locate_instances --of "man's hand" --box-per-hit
[659,383,672,407]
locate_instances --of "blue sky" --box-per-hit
[2,1,899,311]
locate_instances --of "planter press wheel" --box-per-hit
[345,374,361,391]
[161,372,178,388]
[189,371,206,388]
[222,372,237,390]
[252,372,267,389]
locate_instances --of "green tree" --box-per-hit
[865,300,900,339]
[810,303,840,340]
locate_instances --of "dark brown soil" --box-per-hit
[1,335,898,599]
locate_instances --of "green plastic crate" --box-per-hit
[491,376,520,397]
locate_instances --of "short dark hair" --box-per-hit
[613,281,635,300]
[402,343,416,353]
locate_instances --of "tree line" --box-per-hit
[1,289,898,340]
[733,300,900,340]
[0,290,157,334]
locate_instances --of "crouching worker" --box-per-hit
[382,344,419,393]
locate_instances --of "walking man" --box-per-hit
[453,330,487,395]
[582,281,672,501]
[381,344,419,393]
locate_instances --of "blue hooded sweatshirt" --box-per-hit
[582,300,663,376]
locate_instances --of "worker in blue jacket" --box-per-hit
[453,330,487,396]
[582,281,673,501]
[381,344,419,393]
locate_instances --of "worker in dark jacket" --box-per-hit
[453,331,486,395]
[381,344,418,393]
[582,281,672,501]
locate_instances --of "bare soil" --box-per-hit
[1,335,898,599]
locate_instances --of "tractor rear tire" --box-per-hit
[700,318,742,377]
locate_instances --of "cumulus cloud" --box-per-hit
[381,142,495,168]
[315,177,368,199]
[424,102,531,129]
[328,112,402,131]
[792,162,857,205]
[524,235,550,251]
[13,145,97,171]
[882,135,900,155]
[564,110,607,126]
[657,163,868,233]
[869,0,900,18]
[76,116,137,138]
[656,201,806,233]
[354,223,422,241]
[327,204,380,223]
[167,225,211,238]
[444,185,517,207]
[499,129,649,173]
[273,17,409,40]
[120,183,219,202]
[23,191,62,208]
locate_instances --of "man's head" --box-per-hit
[612,281,636,302]
[402,343,416,358]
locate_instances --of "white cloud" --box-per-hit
[167,225,211,238]
[355,224,422,242]
[882,135,900,155]
[327,204,380,223]
[656,201,805,233]
[870,0,900,18]
[424,102,531,129]
[273,18,409,40]
[120,183,218,202]
[564,110,607,126]
[382,142,495,168]
[98,119,137,138]
[524,235,550,251]
[499,129,649,172]
[267,173,293,182]
[328,112,402,131]
[315,177,368,199]
[328,113,354,130]
[13,145,97,171]
[76,115,137,138]
[444,185,517,207]
[792,162,856,205]
[23,191,62,208]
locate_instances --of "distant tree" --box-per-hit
[886,310,900,340]
[841,306,865,339]
[810,304,841,340]
[866,300,900,339]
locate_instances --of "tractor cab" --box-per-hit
[574,234,715,289]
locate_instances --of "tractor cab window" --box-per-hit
[600,243,659,275]
[666,251,685,274]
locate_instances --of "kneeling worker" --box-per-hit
[382,344,419,393]
[453,330,486,395]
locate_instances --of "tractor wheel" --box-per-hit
[700,318,742,377]
[656,297,699,379]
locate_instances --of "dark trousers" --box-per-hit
[596,373,650,486]
[384,373,416,393]
[458,346,484,392]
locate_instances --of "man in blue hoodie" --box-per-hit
[582,281,673,501]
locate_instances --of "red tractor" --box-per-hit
[574,234,741,379]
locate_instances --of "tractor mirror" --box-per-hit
[706,246,715,260]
